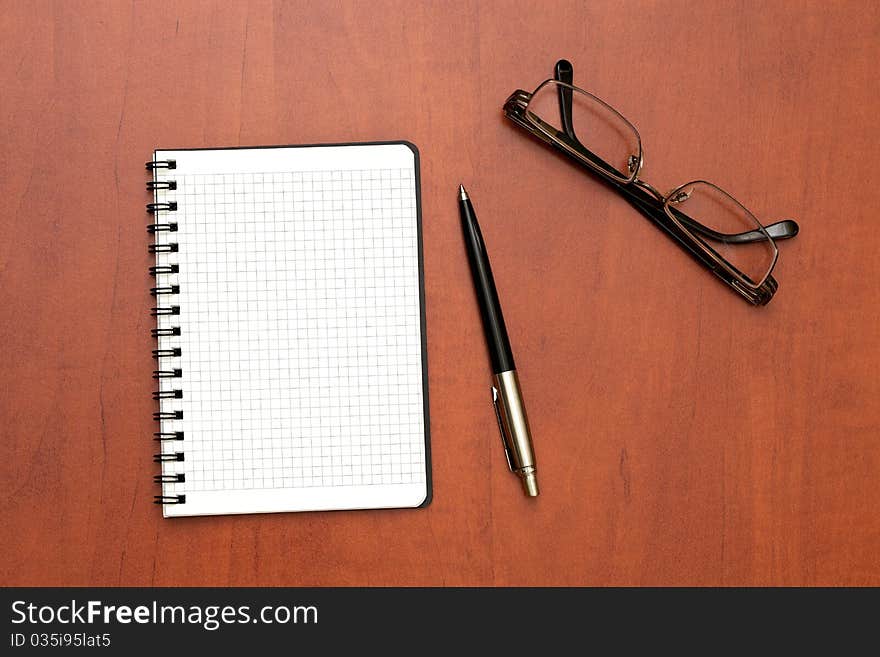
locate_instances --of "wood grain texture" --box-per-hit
[1,0,878,586]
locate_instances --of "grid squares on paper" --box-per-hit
[154,166,426,494]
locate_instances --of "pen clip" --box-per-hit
[491,386,515,472]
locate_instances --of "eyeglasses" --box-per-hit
[503,60,799,306]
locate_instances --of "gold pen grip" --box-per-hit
[491,369,538,497]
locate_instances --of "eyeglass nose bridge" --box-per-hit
[627,153,651,189]
[631,176,665,203]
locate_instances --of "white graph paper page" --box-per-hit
[151,143,430,517]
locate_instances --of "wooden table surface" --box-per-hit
[2,0,878,586]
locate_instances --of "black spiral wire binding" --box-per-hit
[150,264,179,275]
[151,285,180,296]
[154,431,184,441]
[147,180,177,190]
[151,305,180,316]
[153,348,182,358]
[152,369,183,379]
[145,159,176,170]
[147,223,178,234]
[147,201,178,213]
[149,243,178,254]
[152,327,181,337]
[153,389,182,400]
[154,452,185,463]
[155,495,187,504]
[154,411,184,421]
[154,474,186,483]
[147,159,185,506]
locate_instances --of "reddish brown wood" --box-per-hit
[1,0,878,586]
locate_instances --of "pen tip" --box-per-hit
[459,184,468,201]
[522,471,539,497]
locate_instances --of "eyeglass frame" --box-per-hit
[502,59,799,306]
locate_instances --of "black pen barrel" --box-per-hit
[459,195,515,374]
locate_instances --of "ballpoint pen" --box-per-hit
[458,184,539,497]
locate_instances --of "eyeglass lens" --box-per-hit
[526,80,640,183]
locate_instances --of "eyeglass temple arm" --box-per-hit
[554,59,577,138]
[676,213,800,244]
[552,59,799,246]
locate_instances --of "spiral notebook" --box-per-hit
[147,142,431,517]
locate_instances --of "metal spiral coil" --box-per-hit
[154,411,183,421]
[152,368,182,379]
[154,431,184,442]
[150,285,180,296]
[149,243,178,254]
[147,201,177,213]
[152,327,181,337]
[147,222,178,234]
[153,347,182,358]
[146,180,177,190]
[153,389,183,400]
[153,495,186,505]
[145,159,176,170]
[150,305,180,316]
[150,264,179,276]
[148,164,184,508]
[154,474,186,484]
[154,452,184,463]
